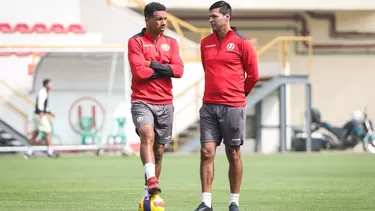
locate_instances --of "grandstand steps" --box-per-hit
[0,118,28,150]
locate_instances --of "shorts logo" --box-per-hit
[226,43,235,51]
[161,44,170,51]
[137,116,143,122]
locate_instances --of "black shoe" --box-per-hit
[24,153,34,160]
[194,202,213,211]
[48,152,60,158]
[229,202,239,211]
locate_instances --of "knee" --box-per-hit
[138,126,154,144]
[225,146,241,164]
[200,145,215,161]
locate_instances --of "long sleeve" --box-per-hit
[200,41,205,70]
[242,40,259,94]
[149,40,184,78]
[128,38,156,80]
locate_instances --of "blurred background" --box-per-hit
[1,0,375,156]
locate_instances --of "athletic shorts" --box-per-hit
[199,103,246,146]
[131,101,173,145]
[31,114,52,133]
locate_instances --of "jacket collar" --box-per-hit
[141,28,163,42]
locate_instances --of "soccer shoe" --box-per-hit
[47,152,60,158]
[229,202,239,211]
[24,153,34,160]
[194,202,213,211]
[147,176,161,195]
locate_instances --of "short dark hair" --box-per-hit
[43,79,50,86]
[144,2,166,18]
[209,1,232,17]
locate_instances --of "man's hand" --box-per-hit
[49,112,56,118]
[145,61,151,67]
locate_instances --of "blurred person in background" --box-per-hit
[25,79,59,159]
[127,2,184,197]
[194,1,259,211]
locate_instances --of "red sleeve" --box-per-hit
[242,40,259,93]
[200,40,205,70]
[127,38,155,80]
[169,40,184,78]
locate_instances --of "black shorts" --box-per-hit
[131,101,173,145]
[199,103,246,146]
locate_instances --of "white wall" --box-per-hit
[125,0,375,10]
[0,0,81,24]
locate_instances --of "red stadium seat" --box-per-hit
[0,23,12,33]
[0,23,87,34]
[50,24,67,34]
[31,52,46,57]
[14,52,32,57]
[0,52,13,56]
[68,24,86,34]
[31,23,49,33]
[14,23,32,33]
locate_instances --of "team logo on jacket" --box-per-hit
[226,43,235,51]
[161,44,170,51]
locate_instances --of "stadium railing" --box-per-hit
[0,80,34,135]
[0,95,29,135]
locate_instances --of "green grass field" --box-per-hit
[1,153,375,211]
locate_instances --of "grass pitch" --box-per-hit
[0,153,375,211]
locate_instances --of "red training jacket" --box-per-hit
[128,28,184,104]
[200,27,259,107]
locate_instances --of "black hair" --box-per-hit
[43,79,50,87]
[209,1,232,18]
[144,2,167,18]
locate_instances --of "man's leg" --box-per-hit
[153,143,165,179]
[146,103,172,193]
[25,130,38,158]
[142,142,164,197]
[194,104,221,211]
[200,142,216,205]
[131,101,160,195]
[138,125,160,195]
[44,132,56,157]
[25,115,40,157]
[40,115,58,157]
[225,146,242,209]
[222,106,246,210]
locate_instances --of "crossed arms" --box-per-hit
[128,38,184,80]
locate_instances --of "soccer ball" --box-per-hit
[138,194,165,211]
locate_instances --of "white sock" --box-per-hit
[144,163,156,180]
[26,147,33,156]
[143,185,149,197]
[202,192,212,208]
[229,193,240,206]
[47,146,54,155]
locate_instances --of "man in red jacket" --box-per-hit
[127,2,184,196]
[194,1,259,211]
